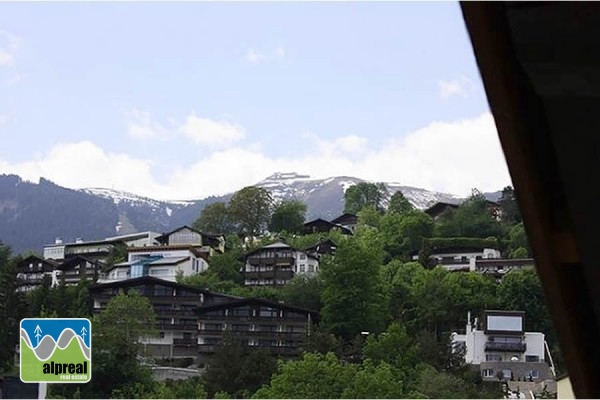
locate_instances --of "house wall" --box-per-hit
[557,377,575,399]
[44,245,65,260]
[167,228,203,246]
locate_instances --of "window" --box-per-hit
[299,265,305,273]
[232,306,251,317]
[527,370,539,379]
[483,369,494,378]
[486,354,501,362]
[259,307,279,318]
[299,254,306,260]
[525,355,540,362]
[308,265,314,273]
[502,369,512,379]
[159,332,165,339]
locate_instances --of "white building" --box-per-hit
[98,245,210,283]
[452,310,554,384]
[412,247,502,271]
[243,241,319,286]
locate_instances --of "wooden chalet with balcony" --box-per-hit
[195,297,317,363]
[89,276,238,359]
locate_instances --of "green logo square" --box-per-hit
[20,318,91,383]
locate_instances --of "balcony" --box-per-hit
[173,338,198,346]
[247,256,295,266]
[157,323,198,331]
[485,341,526,352]
[155,309,196,317]
[244,270,294,280]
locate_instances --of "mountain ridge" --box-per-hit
[0,173,502,254]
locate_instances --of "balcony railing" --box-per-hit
[247,256,295,266]
[157,323,198,331]
[199,314,309,322]
[485,341,526,352]
[155,309,196,317]
[173,338,198,346]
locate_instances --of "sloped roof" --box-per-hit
[196,296,318,316]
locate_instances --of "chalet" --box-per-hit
[425,200,501,222]
[15,255,60,291]
[89,276,238,359]
[56,255,104,284]
[242,241,319,287]
[196,297,317,364]
[331,213,358,233]
[98,245,210,283]
[155,226,225,255]
[302,219,352,235]
[305,238,337,259]
[424,201,460,221]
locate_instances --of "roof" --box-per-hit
[89,275,240,299]
[155,225,223,245]
[424,202,460,217]
[58,255,105,271]
[196,297,318,316]
[302,219,353,235]
[331,213,357,225]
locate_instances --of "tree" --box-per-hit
[497,186,522,225]
[356,205,382,229]
[202,331,245,397]
[280,274,322,311]
[320,235,388,339]
[86,291,158,398]
[252,352,358,399]
[435,189,503,239]
[344,182,389,214]
[363,322,419,372]
[268,200,307,234]
[380,211,434,259]
[388,191,415,215]
[0,247,27,372]
[193,202,236,234]
[341,360,406,399]
[228,186,274,236]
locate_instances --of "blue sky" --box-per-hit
[0,2,511,200]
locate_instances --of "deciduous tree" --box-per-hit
[228,187,274,237]
[344,182,389,214]
[193,202,236,234]
[268,200,307,234]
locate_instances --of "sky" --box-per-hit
[0,1,512,201]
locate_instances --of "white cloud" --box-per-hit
[126,108,167,139]
[0,114,8,126]
[0,30,21,67]
[438,75,477,99]
[179,113,245,147]
[245,48,265,64]
[0,113,511,201]
[276,47,286,61]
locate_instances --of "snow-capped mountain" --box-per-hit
[0,172,497,254]
[254,172,463,219]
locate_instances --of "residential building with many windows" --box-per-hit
[195,297,317,364]
[89,276,238,359]
[242,241,319,286]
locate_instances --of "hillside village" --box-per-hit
[0,182,562,399]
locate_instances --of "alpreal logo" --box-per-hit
[20,318,91,383]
